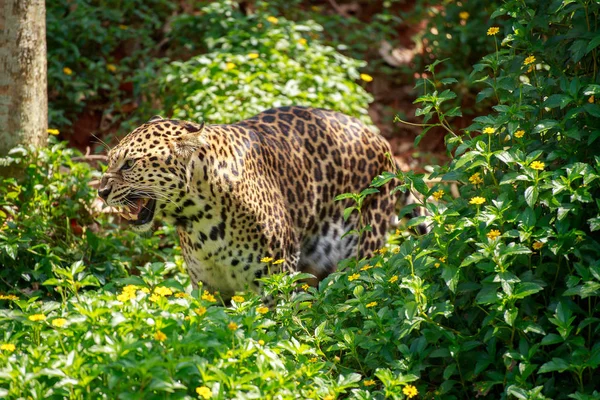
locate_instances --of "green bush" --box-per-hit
[47,0,175,127]
[3,1,599,398]
[151,0,373,125]
[0,140,179,296]
[372,0,599,397]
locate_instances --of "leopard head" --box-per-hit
[98,116,205,231]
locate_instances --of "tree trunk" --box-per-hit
[0,0,47,158]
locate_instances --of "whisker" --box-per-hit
[91,133,112,153]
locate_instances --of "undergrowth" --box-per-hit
[1,0,599,399]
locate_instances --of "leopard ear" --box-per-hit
[174,121,206,157]
[147,115,164,123]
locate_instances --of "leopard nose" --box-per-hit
[98,186,111,201]
[98,178,112,201]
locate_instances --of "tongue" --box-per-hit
[131,198,145,215]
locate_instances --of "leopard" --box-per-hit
[98,106,419,299]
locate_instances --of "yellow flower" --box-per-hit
[267,16,279,24]
[469,172,484,185]
[52,318,67,328]
[297,38,307,45]
[392,247,400,254]
[225,62,236,71]
[154,286,173,297]
[309,357,318,363]
[527,65,534,73]
[0,294,19,301]
[140,287,150,294]
[530,161,545,170]
[487,27,500,36]
[148,294,161,302]
[366,301,377,308]
[195,306,207,316]
[248,53,259,59]
[231,295,245,303]
[514,130,525,138]
[122,285,138,292]
[323,395,334,400]
[257,306,269,314]
[364,379,376,386]
[470,196,486,205]
[119,24,128,30]
[388,275,398,283]
[201,292,217,303]
[483,127,495,135]
[524,55,536,66]
[487,229,501,240]
[47,128,60,136]
[360,73,373,82]
[28,314,46,322]
[258,339,265,345]
[273,259,285,265]
[106,64,117,72]
[196,386,212,399]
[228,321,239,331]
[589,95,595,103]
[302,283,310,291]
[0,344,16,352]
[434,263,440,268]
[440,256,447,262]
[432,189,445,200]
[175,292,188,298]
[459,11,470,20]
[63,67,73,75]
[261,257,273,263]
[533,241,544,250]
[360,265,373,271]
[154,331,167,341]
[348,273,360,282]
[403,384,418,398]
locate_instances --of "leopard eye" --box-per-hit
[120,159,136,171]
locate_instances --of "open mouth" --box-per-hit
[118,197,157,226]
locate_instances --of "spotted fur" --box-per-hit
[99,106,411,298]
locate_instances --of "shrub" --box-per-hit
[0,140,178,296]
[46,0,175,127]
[151,0,373,125]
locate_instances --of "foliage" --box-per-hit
[151,0,373,125]
[46,0,175,128]
[3,0,599,398]
[0,140,179,295]
[380,0,600,397]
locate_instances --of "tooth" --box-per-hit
[129,213,138,220]
[119,212,131,220]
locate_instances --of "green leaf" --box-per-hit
[441,266,459,293]
[544,94,573,109]
[440,78,458,85]
[584,103,600,117]
[407,216,427,228]
[335,193,356,201]
[524,186,538,208]
[588,216,600,232]
[539,358,570,373]
[512,282,543,299]
[343,206,356,221]
[360,188,380,197]
[532,120,558,134]
[583,84,600,96]
[585,35,600,54]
